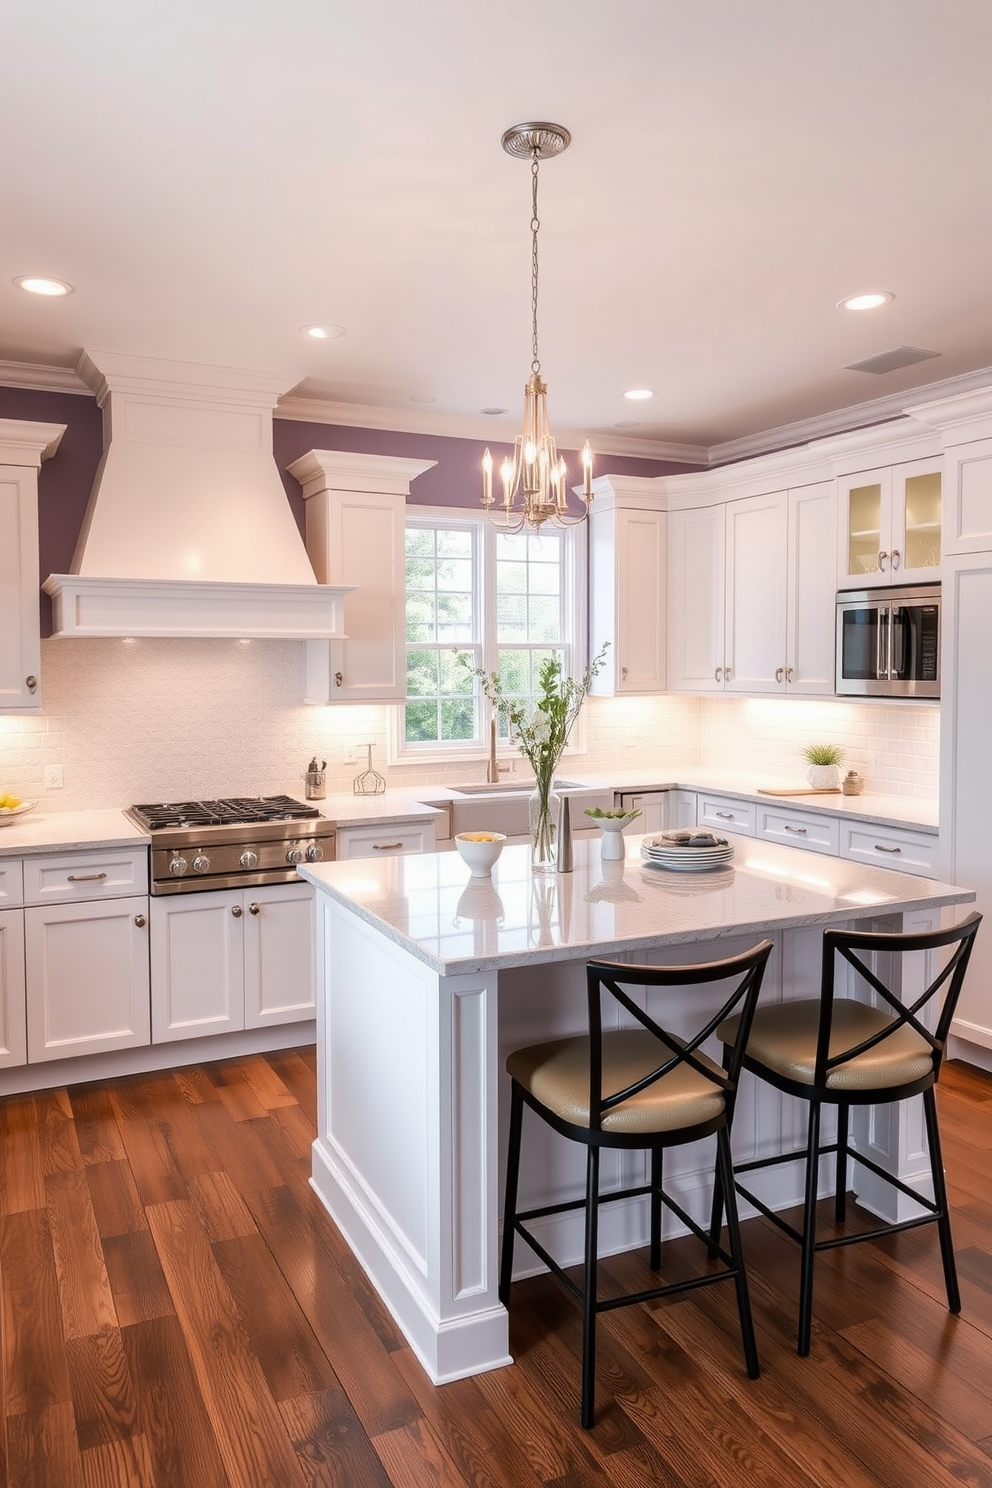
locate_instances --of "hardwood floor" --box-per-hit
[1,1051,990,1487]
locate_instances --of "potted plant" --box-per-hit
[803,742,844,791]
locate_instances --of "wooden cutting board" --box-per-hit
[757,786,843,795]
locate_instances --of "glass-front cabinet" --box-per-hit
[839,458,942,588]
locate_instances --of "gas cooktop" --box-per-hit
[128,795,321,831]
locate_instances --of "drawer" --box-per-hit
[757,806,840,856]
[697,794,756,836]
[839,824,937,879]
[0,860,24,907]
[23,848,149,905]
[335,823,436,860]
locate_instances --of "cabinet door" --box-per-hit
[725,491,788,693]
[942,440,992,556]
[150,891,244,1042]
[667,505,726,691]
[785,481,836,695]
[891,459,942,583]
[0,907,27,1067]
[336,822,436,858]
[243,883,316,1028]
[25,897,150,1062]
[838,468,891,587]
[0,468,41,711]
[616,792,668,834]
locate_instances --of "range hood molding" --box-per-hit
[48,350,351,640]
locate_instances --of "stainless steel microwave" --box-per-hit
[836,584,940,698]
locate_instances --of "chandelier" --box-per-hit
[482,122,593,532]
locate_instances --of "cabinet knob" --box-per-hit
[25,674,37,692]
[134,914,147,928]
[248,902,260,915]
[232,904,243,917]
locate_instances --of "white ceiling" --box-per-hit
[3,0,992,458]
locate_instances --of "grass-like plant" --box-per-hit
[803,743,844,766]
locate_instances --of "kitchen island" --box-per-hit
[298,834,974,1385]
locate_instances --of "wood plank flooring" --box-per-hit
[1,1051,990,1488]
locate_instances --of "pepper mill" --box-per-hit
[556,794,574,873]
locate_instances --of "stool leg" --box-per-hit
[798,1101,821,1357]
[835,1102,849,1224]
[649,1147,663,1270]
[581,1145,601,1430]
[923,1085,961,1314]
[716,1128,759,1379]
[499,1084,524,1307]
[708,1159,725,1259]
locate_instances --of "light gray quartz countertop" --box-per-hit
[0,809,150,857]
[298,831,970,977]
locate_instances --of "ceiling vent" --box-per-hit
[843,346,940,375]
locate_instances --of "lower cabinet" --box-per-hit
[0,906,27,1068]
[150,882,316,1043]
[697,792,756,835]
[336,822,436,858]
[24,896,150,1062]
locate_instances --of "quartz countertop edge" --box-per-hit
[298,835,972,978]
[0,809,150,856]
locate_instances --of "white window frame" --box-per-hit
[388,505,589,767]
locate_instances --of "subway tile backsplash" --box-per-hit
[0,639,938,813]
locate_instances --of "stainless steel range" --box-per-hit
[126,796,335,895]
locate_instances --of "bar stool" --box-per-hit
[499,940,773,1429]
[712,913,981,1357]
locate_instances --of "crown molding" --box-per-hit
[0,359,89,395]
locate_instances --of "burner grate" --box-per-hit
[130,795,320,830]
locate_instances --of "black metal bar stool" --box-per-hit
[499,940,773,1429]
[712,912,981,1357]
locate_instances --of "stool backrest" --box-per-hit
[585,941,774,1131]
[815,912,982,1087]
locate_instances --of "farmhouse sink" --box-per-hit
[445,780,611,839]
[445,778,587,796]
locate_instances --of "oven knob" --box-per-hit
[286,845,305,865]
[240,849,259,870]
[192,853,211,874]
[169,855,188,876]
[305,842,324,862]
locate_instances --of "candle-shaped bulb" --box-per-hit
[482,448,493,507]
[581,440,594,501]
[500,456,513,506]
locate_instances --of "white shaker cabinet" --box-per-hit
[837,458,942,588]
[0,906,27,1068]
[151,882,316,1043]
[291,450,436,705]
[942,437,992,556]
[0,419,66,711]
[335,821,436,859]
[588,476,667,696]
[724,490,789,693]
[667,504,726,692]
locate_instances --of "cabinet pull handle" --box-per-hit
[232,904,243,917]
[724,666,731,681]
[134,914,146,928]
[786,667,794,682]
[248,902,260,915]
[784,824,807,835]
[67,871,108,883]
[874,843,901,854]
[715,811,734,820]
[775,667,784,683]
[891,548,901,569]
[334,671,344,687]
[714,667,723,682]
[878,549,888,570]
[372,842,404,851]
[25,675,37,692]
[621,665,628,680]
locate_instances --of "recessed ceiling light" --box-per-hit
[838,291,895,311]
[409,394,435,404]
[14,275,73,297]
[302,324,346,340]
[480,407,509,416]
[623,388,654,401]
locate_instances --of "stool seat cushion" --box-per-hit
[506,1029,725,1133]
[718,999,933,1091]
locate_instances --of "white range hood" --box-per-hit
[43,351,352,638]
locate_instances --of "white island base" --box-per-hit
[301,836,974,1384]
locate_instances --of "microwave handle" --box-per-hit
[877,607,890,679]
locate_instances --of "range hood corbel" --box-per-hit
[44,351,353,639]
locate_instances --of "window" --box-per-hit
[395,507,586,761]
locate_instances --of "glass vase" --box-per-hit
[529,783,561,873]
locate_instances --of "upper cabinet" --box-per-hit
[838,457,942,588]
[0,420,66,712]
[588,476,667,696]
[289,450,435,705]
[668,480,835,697]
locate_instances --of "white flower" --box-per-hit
[527,711,551,745]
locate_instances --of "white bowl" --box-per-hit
[455,832,506,876]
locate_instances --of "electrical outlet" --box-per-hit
[44,764,64,790]
[344,745,356,764]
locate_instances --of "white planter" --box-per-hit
[806,763,841,790]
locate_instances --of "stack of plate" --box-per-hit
[640,830,734,873]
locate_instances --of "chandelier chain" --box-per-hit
[531,150,541,374]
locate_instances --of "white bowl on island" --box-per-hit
[455,831,507,876]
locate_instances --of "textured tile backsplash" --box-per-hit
[0,639,938,812]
